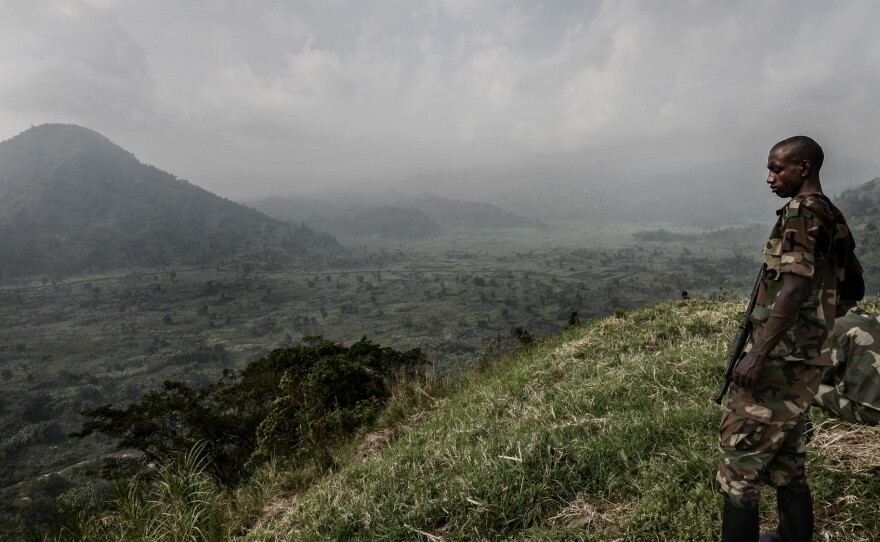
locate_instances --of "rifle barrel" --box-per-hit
[714,263,766,404]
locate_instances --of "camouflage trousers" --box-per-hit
[716,357,821,508]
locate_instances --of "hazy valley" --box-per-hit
[1,124,877,538]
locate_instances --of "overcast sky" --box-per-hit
[2,0,879,200]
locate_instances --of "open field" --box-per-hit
[0,221,767,533]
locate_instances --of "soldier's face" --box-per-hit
[766,148,806,198]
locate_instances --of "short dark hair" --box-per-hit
[772,136,824,173]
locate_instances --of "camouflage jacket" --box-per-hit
[750,193,861,367]
[815,307,880,424]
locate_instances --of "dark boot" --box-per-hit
[722,497,760,542]
[762,485,813,542]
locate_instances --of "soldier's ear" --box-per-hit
[799,159,812,177]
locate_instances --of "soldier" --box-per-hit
[716,136,863,542]
[812,277,880,426]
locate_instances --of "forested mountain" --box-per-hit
[0,124,337,279]
[837,177,880,295]
[248,191,544,238]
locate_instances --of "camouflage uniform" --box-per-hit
[717,193,861,508]
[813,307,880,425]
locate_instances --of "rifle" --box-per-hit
[714,263,767,404]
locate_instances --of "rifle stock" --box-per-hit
[714,263,767,404]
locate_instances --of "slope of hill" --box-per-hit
[28,298,880,540]
[250,197,442,239]
[246,298,880,541]
[0,124,337,279]
[407,192,546,229]
[838,177,880,295]
[248,191,544,238]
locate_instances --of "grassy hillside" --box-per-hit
[247,297,880,542]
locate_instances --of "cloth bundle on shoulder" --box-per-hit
[814,306,880,425]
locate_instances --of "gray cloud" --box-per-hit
[2,0,879,199]
[0,1,154,125]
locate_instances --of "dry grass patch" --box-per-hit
[807,419,880,542]
[549,497,627,531]
[356,409,432,460]
[356,428,396,459]
[403,524,447,541]
[252,493,298,530]
[812,420,880,475]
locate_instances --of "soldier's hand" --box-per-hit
[732,350,764,389]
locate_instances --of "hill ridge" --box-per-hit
[248,191,545,238]
[247,297,880,541]
[0,124,337,278]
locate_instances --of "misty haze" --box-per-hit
[2,2,880,539]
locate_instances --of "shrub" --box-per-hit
[72,337,425,485]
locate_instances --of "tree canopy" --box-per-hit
[72,337,425,486]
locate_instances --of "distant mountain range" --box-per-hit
[837,178,880,295]
[248,191,545,238]
[0,124,337,279]
[390,157,879,226]
[4,123,873,282]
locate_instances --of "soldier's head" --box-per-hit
[766,136,824,198]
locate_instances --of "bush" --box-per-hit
[72,337,425,485]
[252,338,424,465]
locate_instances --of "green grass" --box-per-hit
[44,297,880,541]
[241,297,880,542]
[55,443,225,542]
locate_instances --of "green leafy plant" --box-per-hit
[71,337,425,486]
